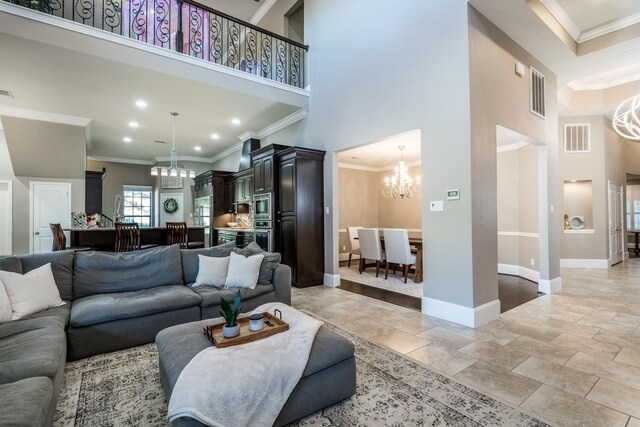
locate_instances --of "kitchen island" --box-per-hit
[68,226,206,251]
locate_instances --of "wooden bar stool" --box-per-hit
[114,222,157,252]
[49,223,92,252]
[166,222,204,249]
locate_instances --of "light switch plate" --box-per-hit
[430,201,444,212]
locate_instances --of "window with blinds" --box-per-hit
[564,123,591,153]
[530,67,546,119]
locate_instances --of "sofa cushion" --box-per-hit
[233,242,281,285]
[18,251,74,300]
[0,317,66,385]
[0,377,52,427]
[21,301,71,328]
[70,285,202,328]
[73,245,184,298]
[180,242,237,284]
[190,283,274,308]
[0,256,22,274]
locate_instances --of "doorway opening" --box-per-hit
[496,126,548,311]
[29,181,72,254]
[625,173,640,260]
[334,130,422,309]
[0,180,12,255]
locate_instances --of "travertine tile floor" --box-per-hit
[292,260,640,427]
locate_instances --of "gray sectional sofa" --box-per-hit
[0,242,291,427]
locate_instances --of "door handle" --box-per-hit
[34,231,40,235]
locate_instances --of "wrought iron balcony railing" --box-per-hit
[5,0,308,88]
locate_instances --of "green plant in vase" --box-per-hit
[220,290,242,338]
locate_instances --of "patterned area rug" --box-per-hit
[55,320,550,427]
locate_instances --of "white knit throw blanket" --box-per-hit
[167,302,322,427]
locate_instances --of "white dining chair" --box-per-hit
[383,229,416,283]
[357,228,386,277]
[346,226,362,268]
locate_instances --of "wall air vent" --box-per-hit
[0,90,14,98]
[530,67,546,119]
[564,124,590,153]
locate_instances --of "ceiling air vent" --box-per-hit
[564,123,590,153]
[154,140,168,144]
[530,67,545,119]
[0,90,14,98]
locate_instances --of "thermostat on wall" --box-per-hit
[447,189,460,200]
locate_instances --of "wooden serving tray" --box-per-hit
[203,312,289,348]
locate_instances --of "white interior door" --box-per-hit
[0,180,12,255]
[30,182,71,254]
[609,181,624,266]
[159,193,184,226]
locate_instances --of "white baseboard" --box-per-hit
[538,277,562,293]
[323,273,340,288]
[421,297,500,328]
[498,263,540,283]
[560,259,609,268]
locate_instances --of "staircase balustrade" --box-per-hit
[5,0,308,88]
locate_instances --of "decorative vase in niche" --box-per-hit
[223,324,240,338]
[563,214,570,230]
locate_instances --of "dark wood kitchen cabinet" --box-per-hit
[251,144,288,194]
[275,147,326,288]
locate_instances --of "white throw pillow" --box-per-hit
[224,252,264,290]
[194,255,230,288]
[0,263,65,320]
[0,280,12,322]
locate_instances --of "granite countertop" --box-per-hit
[68,226,207,231]
[215,227,255,232]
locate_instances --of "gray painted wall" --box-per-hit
[0,127,85,254]
[1,116,86,179]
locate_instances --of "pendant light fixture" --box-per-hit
[383,145,421,199]
[150,112,196,178]
[613,95,640,141]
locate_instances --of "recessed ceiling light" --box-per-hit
[135,100,147,108]
[128,121,139,128]
[231,118,241,125]
[123,137,132,143]
[570,180,577,183]
[194,146,202,151]
[210,133,220,140]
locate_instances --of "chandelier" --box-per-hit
[383,145,421,199]
[150,112,196,178]
[613,95,640,141]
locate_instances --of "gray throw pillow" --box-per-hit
[0,256,22,274]
[180,241,238,284]
[233,242,281,285]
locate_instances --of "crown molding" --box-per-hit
[578,12,640,43]
[237,109,307,141]
[0,106,91,128]
[249,0,278,25]
[87,155,154,165]
[338,160,421,172]
[538,0,580,41]
[237,131,260,142]
[209,141,243,163]
[497,141,529,152]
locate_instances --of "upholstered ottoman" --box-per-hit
[156,318,356,427]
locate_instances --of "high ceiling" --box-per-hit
[469,0,640,91]
[199,0,264,22]
[336,130,421,169]
[554,0,640,33]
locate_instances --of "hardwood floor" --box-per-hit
[498,274,542,313]
[338,263,541,313]
[340,279,421,310]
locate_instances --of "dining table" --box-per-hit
[354,235,423,284]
